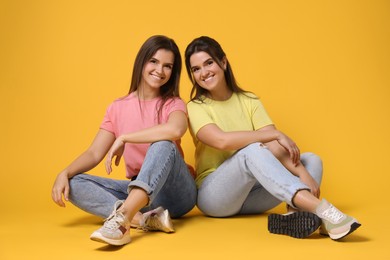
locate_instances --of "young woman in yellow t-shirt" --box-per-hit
[185,36,360,241]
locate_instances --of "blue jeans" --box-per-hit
[197,143,323,217]
[69,141,197,219]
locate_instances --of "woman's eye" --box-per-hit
[150,59,157,64]
[207,60,213,66]
[192,67,199,73]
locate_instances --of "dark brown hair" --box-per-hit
[185,36,247,102]
[129,35,182,121]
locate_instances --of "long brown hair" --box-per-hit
[129,35,182,122]
[185,36,247,102]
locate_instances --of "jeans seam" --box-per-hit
[128,141,176,206]
[243,147,296,203]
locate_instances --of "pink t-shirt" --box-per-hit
[100,93,187,179]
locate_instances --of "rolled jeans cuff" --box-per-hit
[127,180,153,206]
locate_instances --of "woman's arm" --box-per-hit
[196,123,288,151]
[259,125,320,197]
[105,110,187,174]
[197,123,319,197]
[121,110,187,143]
[257,125,300,165]
[197,123,299,164]
[51,129,115,207]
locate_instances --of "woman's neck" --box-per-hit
[209,87,232,101]
[135,88,160,100]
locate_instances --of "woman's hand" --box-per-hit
[51,171,70,207]
[105,136,125,174]
[299,172,320,198]
[276,132,301,166]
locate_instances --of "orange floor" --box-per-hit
[1,196,388,260]
[1,1,389,259]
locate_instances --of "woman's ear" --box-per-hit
[222,56,227,70]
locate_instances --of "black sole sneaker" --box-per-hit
[268,211,322,238]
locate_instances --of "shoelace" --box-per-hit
[144,214,163,230]
[100,200,126,230]
[104,216,120,230]
[103,212,125,230]
[138,213,157,231]
[139,207,165,231]
[322,205,344,223]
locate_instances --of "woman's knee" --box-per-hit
[301,152,323,168]
[301,152,323,184]
[236,143,274,163]
[238,142,265,155]
[147,140,177,156]
[68,173,85,187]
[150,140,174,149]
[264,140,288,159]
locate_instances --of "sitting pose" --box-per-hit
[184,36,360,240]
[52,35,197,246]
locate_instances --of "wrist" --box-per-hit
[274,130,282,140]
[118,134,127,143]
[60,170,71,179]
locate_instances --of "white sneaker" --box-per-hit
[316,199,361,240]
[133,207,175,233]
[90,201,131,246]
[268,211,321,238]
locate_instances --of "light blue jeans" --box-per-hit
[197,143,323,217]
[69,141,197,219]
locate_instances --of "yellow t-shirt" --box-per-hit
[187,92,273,187]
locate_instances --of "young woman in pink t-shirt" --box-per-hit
[51,35,197,246]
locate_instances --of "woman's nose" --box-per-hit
[155,64,163,74]
[200,68,209,78]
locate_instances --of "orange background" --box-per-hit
[1,0,389,259]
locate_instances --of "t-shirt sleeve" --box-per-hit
[100,104,115,134]
[251,97,274,130]
[166,97,187,116]
[187,101,214,136]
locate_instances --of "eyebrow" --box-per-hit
[164,62,174,67]
[191,58,213,70]
[151,57,174,66]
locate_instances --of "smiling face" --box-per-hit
[189,51,230,100]
[140,49,174,98]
